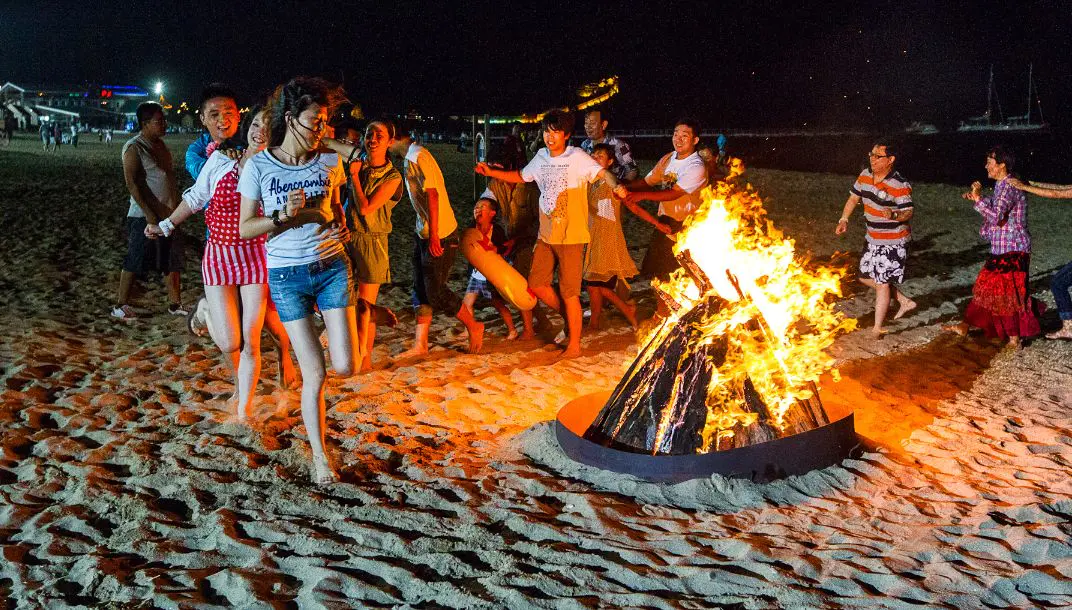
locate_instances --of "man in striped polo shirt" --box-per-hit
[835,140,917,337]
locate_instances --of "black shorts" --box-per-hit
[123,216,185,274]
[640,216,685,280]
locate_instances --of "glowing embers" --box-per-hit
[582,177,856,459]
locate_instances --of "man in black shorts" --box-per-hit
[112,102,186,319]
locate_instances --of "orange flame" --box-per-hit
[641,165,855,452]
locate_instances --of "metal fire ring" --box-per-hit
[555,391,859,484]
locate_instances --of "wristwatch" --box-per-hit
[271,209,284,227]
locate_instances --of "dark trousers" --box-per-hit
[1052,260,1072,321]
[411,234,461,318]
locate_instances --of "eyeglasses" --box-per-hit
[868,153,891,159]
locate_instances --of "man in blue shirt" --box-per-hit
[185,83,240,180]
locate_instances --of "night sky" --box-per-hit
[3,0,1070,131]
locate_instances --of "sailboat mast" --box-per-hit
[1026,63,1033,123]
[986,65,994,126]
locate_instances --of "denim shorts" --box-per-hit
[268,254,355,323]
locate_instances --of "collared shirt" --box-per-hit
[974,176,1030,254]
[580,135,637,181]
[185,132,213,180]
[850,169,913,246]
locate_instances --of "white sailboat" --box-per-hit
[957,64,1048,132]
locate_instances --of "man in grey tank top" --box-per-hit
[113,102,186,320]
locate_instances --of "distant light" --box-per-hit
[154,82,163,95]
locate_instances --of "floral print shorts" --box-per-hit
[859,243,907,284]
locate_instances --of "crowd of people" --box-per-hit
[109,76,1071,483]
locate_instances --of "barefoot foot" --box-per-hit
[559,345,582,359]
[893,299,917,320]
[311,454,338,485]
[468,322,485,354]
[942,321,969,336]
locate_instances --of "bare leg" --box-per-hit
[237,284,267,419]
[462,292,478,315]
[596,285,638,329]
[562,295,583,358]
[588,286,605,330]
[520,309,535,340]
[456,304,485,354]
[873,282,891,336]
[117,270,136,306]
[282,316,334,484]
[204,285,246,416]
[530,285,562,315]
[891,285,917,320]
[398,315,432,358]
[491,296,517,339]
[164,271,181,308]
[321,306,359,378]
[263,304,298,389]
[356,283,381,371]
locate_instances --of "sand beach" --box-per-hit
[1,135,1070,608]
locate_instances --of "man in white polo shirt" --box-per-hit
[619,117,708,282]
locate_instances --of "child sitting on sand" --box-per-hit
[462,198,518,339]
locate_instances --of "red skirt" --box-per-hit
[201,241,268,286]
[963,251,1043,339]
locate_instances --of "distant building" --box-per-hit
[1,81,150,131]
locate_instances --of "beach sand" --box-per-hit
[1,135,1070,608]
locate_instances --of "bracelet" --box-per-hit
[838,217,849,224]
[158,218,175,237]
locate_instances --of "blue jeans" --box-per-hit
[1052,260,1072,321]
[268,254,355,323]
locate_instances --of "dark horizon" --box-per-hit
[3,0,1070,131]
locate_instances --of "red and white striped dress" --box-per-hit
[202,166,267,285]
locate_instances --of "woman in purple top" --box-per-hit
[945,146,1043,348]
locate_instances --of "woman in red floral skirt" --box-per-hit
[945,146,1044,349]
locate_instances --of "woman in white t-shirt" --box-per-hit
[237,77,366,485]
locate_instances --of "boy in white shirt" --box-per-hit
[476,109,622,358]
[620,117,709,284]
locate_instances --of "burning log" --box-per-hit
[582,177,849,458]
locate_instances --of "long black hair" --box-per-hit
[266,76,344,147]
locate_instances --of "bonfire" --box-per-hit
[584,165,856,455]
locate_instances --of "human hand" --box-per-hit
[430,235,444,257]
[286,189,305,217]
[1007,177,1025,190]
[221,147,242,162]
[614,185,629,199]
[656,222,673,235]
[474,162,491,176]
[144,224,162,239]
[835,219,848,235]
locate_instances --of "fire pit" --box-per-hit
[556,170,860,483]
